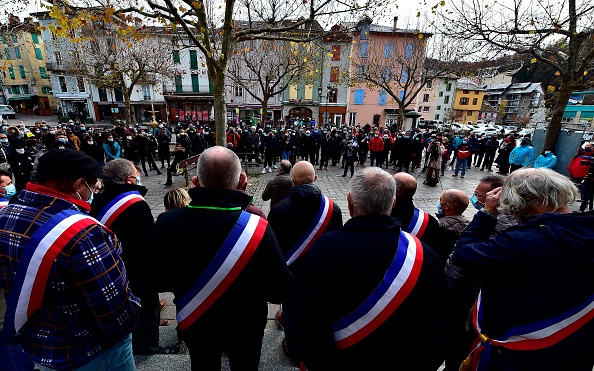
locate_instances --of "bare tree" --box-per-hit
[350,26,465,129]
[56,21,175,124]
[439,0,594,149]
[48,0,387,145]
[227,35,323,125]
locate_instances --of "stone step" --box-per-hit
[135,327,298,370]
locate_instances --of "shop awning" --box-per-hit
[8,94,36,101]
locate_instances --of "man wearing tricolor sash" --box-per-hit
[390,172,446,262]
[295,167,450,370]
[0,150,140,370]
[268,160,343,365]
[90,158,165,355]
[153,146,291,370]
[452,168,594,370]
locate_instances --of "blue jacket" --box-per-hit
[452,136,464,150]
[452,210,594,370]
[508,144,534,166]
[533,153,557,169]
[103,141,121,160]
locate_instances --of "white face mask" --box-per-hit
[88,141,94,145]
[16,148,25,154]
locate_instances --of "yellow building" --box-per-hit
[452,81,485,124]
[0,18,56,115]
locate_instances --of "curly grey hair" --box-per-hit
[499,168,578,213]
[349,167,396,216]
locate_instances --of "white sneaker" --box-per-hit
[273,165,278,169]
[262,168,267,174]
[268,167,272,173]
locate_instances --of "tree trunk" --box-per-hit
[261,99,269,126]
[124,92,133,125]
[398,101,405,131]
[212,74,228,146]
[543,80,573,150]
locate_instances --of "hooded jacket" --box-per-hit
[452,210,594,370]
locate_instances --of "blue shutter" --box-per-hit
[383,43,393,58]
[399,91,405,101]
[381,66,391,83]
[360,23,370,40]
[400,67,409,82]
[405,44,413,59]
[404,44,413,59]
[378,90,387,106]
[358,42,368,58]
[354,89,365,104]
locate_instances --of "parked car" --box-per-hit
[504,125,518,135]
[584,132,593,141]
[475,127,499,136]
[0,105,16,119]
[516,128,534,138]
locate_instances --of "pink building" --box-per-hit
[346,16,429,129]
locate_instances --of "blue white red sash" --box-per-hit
[176,211,268,331]
[285,195,334,266]
[332,231,423,349]
[0,199,8,208]
[405,207,429,238]
[3,210,99,342]
[463,290,594,371]
[97,190,144,228]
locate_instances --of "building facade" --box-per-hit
[415,74,458,123]
[451,81,485,124]
[482,82,544,125]
[0,17,55,114]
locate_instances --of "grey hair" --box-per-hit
[349,167,396,216]
[499,168,578,213]
[196,146,242,189]
[103,159,137,184]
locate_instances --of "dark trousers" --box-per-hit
[158,151,170,168]
[132,292,162,354]
[369,151,380,166]
[482,152,496,170]
[264,151,274,168]
[140,152,160,175]
[510,163,523,173]
[320,151,330,168]
[183,329,263,371]
[343,157,355,176]
[474,152,485,167]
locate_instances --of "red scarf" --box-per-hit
[26,182,91,212]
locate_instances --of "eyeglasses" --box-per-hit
[473,192,487,198]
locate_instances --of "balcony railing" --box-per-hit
[46,62,65,71]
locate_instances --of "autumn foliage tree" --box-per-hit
[439,0,594,149]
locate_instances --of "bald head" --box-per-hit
[196,146,242,189]
[291,161,316,186]
[393,172,417,199]
[441,189,469,215]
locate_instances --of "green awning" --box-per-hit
[8,94,35,101]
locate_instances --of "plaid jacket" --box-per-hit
[0,189,140,370]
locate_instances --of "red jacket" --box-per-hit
[369,136,385,153]
[226,131,241,148]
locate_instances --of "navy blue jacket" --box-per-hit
[452,210,594,370]
[295,214,451,370]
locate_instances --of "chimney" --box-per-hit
[393,16,398,29]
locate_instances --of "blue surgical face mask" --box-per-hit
[544,151,551,155]
[3,184,16,199]
[462,141,468,145]
[470,195,483,210]
[435,200,444,218]
[84,180,94,204]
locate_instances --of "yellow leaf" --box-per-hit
[418,33,424,39]
[440,0,445,6]
[585,71,589,76]
[416,11,420,17]
[192,1,202,9]
[555,71,560,76]
[547,85,555,92]
[303,57,307,63]
[179,6,186,12]
[530,58,537,64]
[529,30,536,34]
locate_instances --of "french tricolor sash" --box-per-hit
[3,210,99,342]
[405,207,429,238]
[0,199,8,208]
[461,291,594,371]
[176,211,268,331]
[285,195,334,266]
[332,231,423,349]
[97,190,144,229]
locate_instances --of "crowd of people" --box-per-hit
[0,116,593,371]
